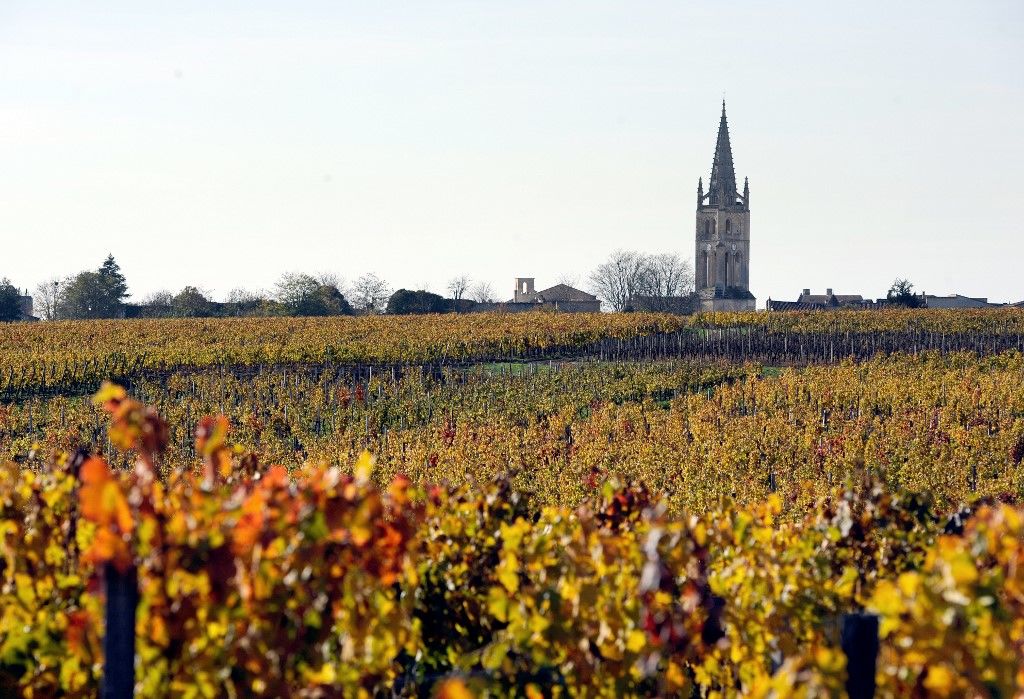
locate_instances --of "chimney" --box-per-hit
[801,289,810,297]
[826,288,833,296]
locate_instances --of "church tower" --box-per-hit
[695,102,756,312]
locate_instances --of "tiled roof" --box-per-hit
[768,300,825,311]
[796,294,864,306]
[537,284,597,302]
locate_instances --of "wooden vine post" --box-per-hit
[103,563,138,698]
[841,612,879,699]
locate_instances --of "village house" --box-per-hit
[508,278,601,312]
[472,278,601,313]
[17,291,33,320]
[767,289,1016,311]
[767,289,870,311]
[921,294,1002,309]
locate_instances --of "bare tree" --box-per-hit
[447,275,471,303]
[141,290,175,306]
[470,280,497,303]
[556,273,579,288]
[275,273,320,309]
[316,272,347,294]
[589,250,697,312]
[351,273,391,315]
[636,253,697,313]
[644,253,693,297]
[226,287,262,304]
[33,278,62,320]
[221,287,268,316]
[588,250,651,312]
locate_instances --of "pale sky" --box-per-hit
[2,1,1022,306]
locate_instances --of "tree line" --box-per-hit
[2,251,928,323]
[4,250,703,322]
[1,256,130,322]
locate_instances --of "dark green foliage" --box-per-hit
[386,289,450,315]
[0,279,22,322]
[386,289,476,315]
[171,286,212,317]
[58,256,130,319]
[59,272,116,319]
[275,274,353,317]
[306,284,354,316]
[886,279,924,309]
[98,255,129,305]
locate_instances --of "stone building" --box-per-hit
[923,294,1001,309]
[695,102,756,312]
[511,278,601,312]
[766,289,1010,311]
[767,289,870,311]
[17,291,33,320]
[497,278,601,313]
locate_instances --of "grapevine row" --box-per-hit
[1,385,1019,696]
[5,352,1022,515]
[5,320,1024,399]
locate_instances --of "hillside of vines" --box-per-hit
[1,383,1021,696]
[2,310,1024,696]
[4,308,1024,397]
[4,353,1023,516]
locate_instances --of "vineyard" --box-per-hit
[4,352,1023,515]
[4,308,1024,398]
[2,310,1024,696]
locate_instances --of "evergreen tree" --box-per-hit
[97,254,129,314]
[887,279,924,308]
[0,279,22,322]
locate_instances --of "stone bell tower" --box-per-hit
[695,102,756,312]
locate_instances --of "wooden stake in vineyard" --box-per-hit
[102,564,138,698]
[841,613,879,699]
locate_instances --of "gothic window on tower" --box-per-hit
[725,219,732,234]
[704,220,710,237]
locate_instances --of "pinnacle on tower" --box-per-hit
[697,177,704,206]
[707,101,739,208]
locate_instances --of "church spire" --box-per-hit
[707,101,739,209]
